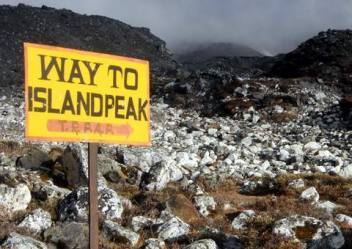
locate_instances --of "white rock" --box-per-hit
[274,105,284,113]
[103,220,140,247]
[279,149,290,162]
[176,152,199,169]
[231,210,255,230]
[193,195,216,217]
[208,128,218,136]
[144,238,166,249]
[58,186,123,222]
[315,166,327,173]
[273,215,344,249]
[304,142,322,152]
[335,214,352,227]
[0,183,31,219]
[35,181,71,201]
[157,216,190,241]
[300,187,319,203]
[316,201,338,214]
[339,164,352,178]
[132,216,156,232]
[288,179,305,189]
[184,239,218,249]
[200,151,215,166]
[163,131,176,141]
[241,137,252,147]
[2,233,47,249]
[18,208,52,234]
[146,159,183,191]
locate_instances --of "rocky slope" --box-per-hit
[0,4,176,87]
[1,72,352,248]
[269,29,352,92]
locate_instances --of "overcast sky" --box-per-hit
[1,0,352,55]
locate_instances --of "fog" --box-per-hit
[2,0,352,55]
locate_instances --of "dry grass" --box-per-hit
[0,140,34,156]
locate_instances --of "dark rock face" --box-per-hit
[164,70,240,116]
[0,4,176,87]
[60,145,87,188]
[269,29,352,89]
[16,148,52,171]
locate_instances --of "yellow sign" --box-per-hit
[24,43,150,145]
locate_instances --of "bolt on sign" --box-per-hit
[24,43,150,145]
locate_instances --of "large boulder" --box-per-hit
[16,148,51,170]
[60,144,88,188]
[2,233,47,249]
[103,220,140,247]
[156,213,190,242]
[58,186,123,222]
[0,183,31,220]
[18,208,52,235]
[273,215,344,249]
[141,159,183,191]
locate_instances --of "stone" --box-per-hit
[44,222,88,249]
[32,180,71,202]
[200,151,215,166]
[143,238,166,249]
[97,154,124,180]
[208,128,218,136]
[231,210,255,230]
[18,208,52,234]
[2,233,47,249]
[157,216,190,242]
[288,178,305,189]
[193,195,216,217]
[0,183,31,220]
[176,152,199,170]
[131,216,156,232]
[273,215,344,249]
[241,136,252,147]
[339,164,352,178]
[304,142,322,152]
[58,186,123,222]
[61,144,88,188]
[184,239,218,249]
[316,201,338,214]
[279,149,290,162]
[103,220,140,247]
[16,148,51,170]
[143,159,183,191]
[335,214,352,227]
[300,187,320,203]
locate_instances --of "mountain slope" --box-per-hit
[0,4,176,86]
[175,42,263,63]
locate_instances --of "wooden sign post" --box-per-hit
[24,43,151,249]
[89,143,99,249]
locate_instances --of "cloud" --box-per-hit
[2,0,352,54]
